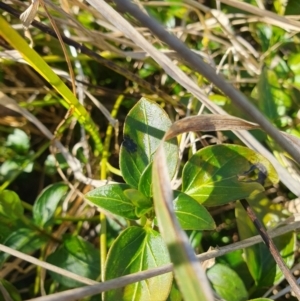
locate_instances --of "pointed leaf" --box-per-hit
[33,183,69,227]
[120,97,178,188]
[256,67,286,121]
[182,144,278,206]
[173,191,215,230]
[47,235,100,288]
[123,188,153,217]
[105,226,172,301]
[207,263,248,301]
[85,184,138,220]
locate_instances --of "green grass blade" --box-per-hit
[0,16,102,154]
[152,144,215,301]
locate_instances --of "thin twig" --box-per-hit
[240,199,300,300]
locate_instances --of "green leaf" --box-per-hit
[86,184,138,220]
[6,129,30,154]
[123,188,153,217]
[0,228,47,266]
[256,67,290,121]
[0,190,24,221]
[173,191,215,230]
[33,183,69,227]
[235,193,295,288]
[182,144,278,206]
[120,97,178,190]
[207,263,248,301]
[0,279,21,301]
[47,235,100,288]
[105,226,172,301]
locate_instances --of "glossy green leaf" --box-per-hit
[207,263,248,301]
[47,235,100,288]
[86,184,138,220]
[120,97,178,189]
[173,191,215,230]
[105,226,172,301]
[0,228,47,266]
[33,183,69,227]
[236,193,295,287]
[123,188,153,217]
[0,279,21,301]
[182,144,278,206]
[0,190,24,221]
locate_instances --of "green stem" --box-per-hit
[99,94,124,282]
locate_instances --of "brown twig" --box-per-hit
[240,198,300,300]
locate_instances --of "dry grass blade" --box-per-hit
[0,244,98,286]
[152,144,215,301]
[165,115,259,140]
[219,0,300,31]
[282,132,300,151]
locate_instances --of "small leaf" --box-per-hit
[120,97,178,188]
[86,184,138,220]
[173,191,215,230]
[47,235,100,288]
[0,190,24,221]
[33,183,69,227]
[105,226,172,301]
[207,263,248,301]
[0,228,47,266]
[256,67,286,121]
[123,188,153,217]
[6,129,30,153]
[182,144,278,206]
